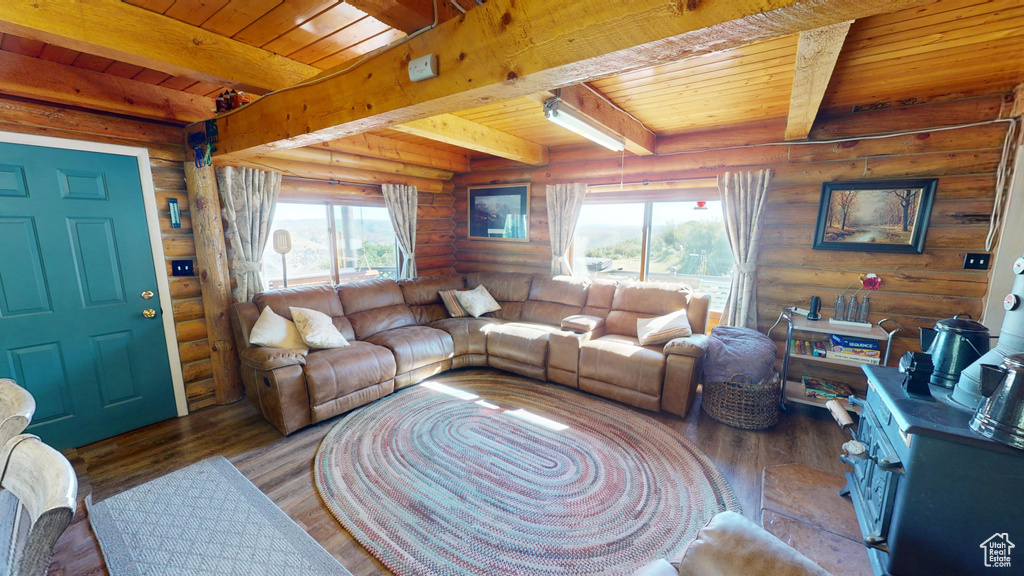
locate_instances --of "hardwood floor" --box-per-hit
[48,368,850,576]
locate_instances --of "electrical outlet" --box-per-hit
[963,253,991,270]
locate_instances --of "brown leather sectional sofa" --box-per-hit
[230,272,712,435]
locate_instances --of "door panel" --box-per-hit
[0,141,176,449]
[68,217,126,307]
[0,217,52,316]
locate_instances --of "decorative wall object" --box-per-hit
[813,179,937,254]
[468,184,530,241]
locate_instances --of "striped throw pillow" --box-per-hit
[439,289,469,317]
[637,309,692,346]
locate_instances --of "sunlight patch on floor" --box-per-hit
[506,408,570,431]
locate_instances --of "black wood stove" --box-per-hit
[843,366,1024,576]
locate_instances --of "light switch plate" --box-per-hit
[963,253,990,270]
[171,260,194,276]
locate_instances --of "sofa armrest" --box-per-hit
[561,314,605,334]
[676,511,829,576]
[664,334,710,357]
[240,347,307,371]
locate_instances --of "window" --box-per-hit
[262,202,398,288]
[572,200,732,312]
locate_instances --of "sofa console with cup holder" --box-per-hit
[230,272,711,435]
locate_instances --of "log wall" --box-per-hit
[453,94,1017,394]
[0,95,217,410]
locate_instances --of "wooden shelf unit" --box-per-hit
[769,309,901,412]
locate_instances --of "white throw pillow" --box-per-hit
[289,306,349,349]
[455,284,502,318]
[249,306,309,355]
[637,308,692,346]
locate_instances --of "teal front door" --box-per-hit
[0,141,177,449]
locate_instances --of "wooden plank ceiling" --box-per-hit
[0,0,1021,166]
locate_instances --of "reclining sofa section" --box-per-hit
[230,273,711,435]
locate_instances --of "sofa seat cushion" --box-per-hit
[365,325,455,375]
[579,334,666,399]
[486,322,564,367]
[429,317,504,357]
[303,342,397,408]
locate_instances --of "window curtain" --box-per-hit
[719,169,773,329]
[215,165,281,302]
[545,183,587,275]
[382,183,418,278]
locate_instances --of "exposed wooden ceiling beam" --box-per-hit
[531,84,657,156]
[222,156,452,193]
[194,0,924,160]
[0,0,318,94]
[0,50,213,124]
[347,0,461,34]
[393,114,549,166]
[784,20,854,141]
[265,147,455,181]
[321,133,470,173]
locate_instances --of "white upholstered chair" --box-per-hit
[0,434,77,576]
[634,511,830,576]
[0,379,35,448]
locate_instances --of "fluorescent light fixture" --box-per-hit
[544,98,625,152]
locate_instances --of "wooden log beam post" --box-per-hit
[0,0,318,93]
[346,0,461,34]
[393,114,549,166]
[265,146,455,181]
[320,134,470,173]
[784,21,854,141]
[0,50,214,124]
[192,0,925,160]
[183,163,243,404]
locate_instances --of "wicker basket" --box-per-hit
[701,371,780,430]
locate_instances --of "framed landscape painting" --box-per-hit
[812,179,937,254]
[468,184,530,242]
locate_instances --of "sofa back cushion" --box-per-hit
[606,282,692,338]
[520,275,588,325]
[465,272,533,321]
[398,274,466,324]
[252,285,354,341]
[337,279,416,340]
[580,278,617,319]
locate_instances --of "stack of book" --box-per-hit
[802,376,854,402]
[828,334,881,365]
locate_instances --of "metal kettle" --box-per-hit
[920,314,990,389]
[971,355,1024,450]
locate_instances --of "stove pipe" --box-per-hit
[950,255,1024,411]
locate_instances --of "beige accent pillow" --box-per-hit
[677,511,829,575]
[249,306,309,355]
[438,289,469,318]
[637,309,692,346]
[455,284,502,318]
[289,306,349,349]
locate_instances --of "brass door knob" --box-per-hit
[141,290,155,300]
[143,308,156,318]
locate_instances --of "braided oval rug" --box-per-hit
[314,372,739,576]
